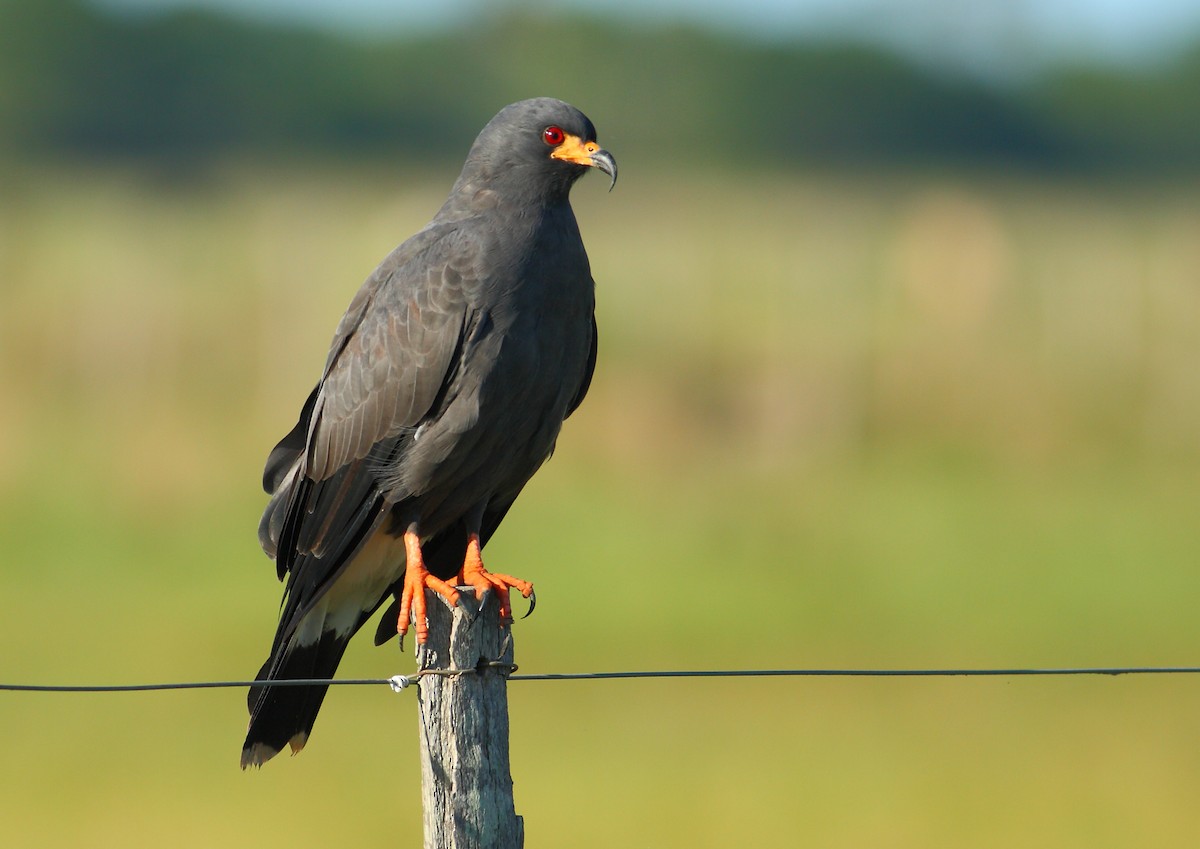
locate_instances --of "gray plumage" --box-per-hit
[242,98,614,768]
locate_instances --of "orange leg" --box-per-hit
[457,532,534,623]
[397,528,460,645]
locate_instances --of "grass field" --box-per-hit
[2,160,1199,847]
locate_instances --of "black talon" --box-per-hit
[521,589,537,619]
[470,587,491,625]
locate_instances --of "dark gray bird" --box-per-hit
[241,98,615,768]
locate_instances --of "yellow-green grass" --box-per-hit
[1,161,1199,847]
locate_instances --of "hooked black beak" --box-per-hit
[550,134,618,191]
[589,148,617,191]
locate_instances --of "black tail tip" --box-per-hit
[240,731,308,769]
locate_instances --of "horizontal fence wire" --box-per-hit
[0,678,392,693]
[4,666,1200,693]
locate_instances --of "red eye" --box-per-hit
[542,125,565,146]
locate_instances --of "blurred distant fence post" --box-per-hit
[417,587,523,849]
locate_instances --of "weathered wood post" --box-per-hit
[417,587,523,849]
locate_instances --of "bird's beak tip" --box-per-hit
[590,149,617,191]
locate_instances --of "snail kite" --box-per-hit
[241,98,615,768]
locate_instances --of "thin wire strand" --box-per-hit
[4,666,1200,693]
[510,667,1200,680]
[0,678,391,692]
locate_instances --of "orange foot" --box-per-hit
[457,532,534,624]
[397,529,460,647]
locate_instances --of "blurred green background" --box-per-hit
[2,1,1199,846]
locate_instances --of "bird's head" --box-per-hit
[459,98,617,200]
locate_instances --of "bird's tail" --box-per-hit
[240,628,353,769]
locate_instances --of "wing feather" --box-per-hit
[261,224,479,638]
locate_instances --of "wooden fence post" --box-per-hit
[417,587,523,849]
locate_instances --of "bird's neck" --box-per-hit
[443,159,577,216]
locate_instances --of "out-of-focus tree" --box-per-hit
[1,0,1198,171]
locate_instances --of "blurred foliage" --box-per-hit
[2,0,1200,169]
